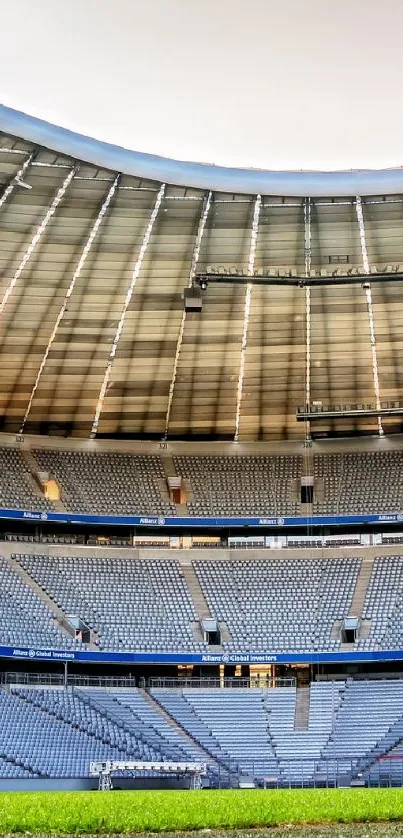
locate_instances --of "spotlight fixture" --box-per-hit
[198,278,208,291]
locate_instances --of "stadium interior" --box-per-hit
[2,106,403,791]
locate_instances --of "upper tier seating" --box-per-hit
[32,449,175,516]
[193,557,361,652]
[14,553,203,652]
[0,447,53,512]
[174,455,301,516]
[0,447,401,517]
[313,451,403,514]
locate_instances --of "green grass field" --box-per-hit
[1,789,403,834]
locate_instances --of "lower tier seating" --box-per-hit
[1,681,403,786]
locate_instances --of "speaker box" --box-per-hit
[184,288,202,312]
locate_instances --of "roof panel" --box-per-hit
[1,121,403,440]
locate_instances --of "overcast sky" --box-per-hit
[1,0,403,171]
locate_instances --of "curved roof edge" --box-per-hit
[2,103,403,197]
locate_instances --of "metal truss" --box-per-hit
[90,760,206,791]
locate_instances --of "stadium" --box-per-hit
[3,96,403,827]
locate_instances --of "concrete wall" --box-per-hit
[1,430,403,457]
[0,777,192,791]
[4,541,403,564]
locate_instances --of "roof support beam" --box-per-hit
[90,182,166,438]
[163,190,212,439]
[197,270,403,287]
[297,402,403,421]
[304,198,312,439]
[234,194,261,441]
[0,150,34,212]
[304,197,312,440]
[355,195,384,437]
[0,165,76,318]
[20,173,119,432]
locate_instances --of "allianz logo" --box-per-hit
[12,648,75,660]
[201,653,278,663]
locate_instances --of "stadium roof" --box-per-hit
[1,104,403,441]
[3,105,403,198]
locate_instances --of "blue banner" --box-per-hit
[3,643,403,665]
[1,506,403,529]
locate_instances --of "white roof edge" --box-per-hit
[2,104,403,197]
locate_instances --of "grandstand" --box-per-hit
[1,681,403,788]
[0,444,402,518]
[2,104,403,791]
[2,547,403,655]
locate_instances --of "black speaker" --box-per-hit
[301,484,313,503]
[184,288,202,312]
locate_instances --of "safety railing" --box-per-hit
[0,671,137,689]
[0,672,296,690]
[147,676,296,689]
[209,757,403,789]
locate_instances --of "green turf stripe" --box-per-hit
[1,789,403,833]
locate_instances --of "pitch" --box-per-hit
[1,789,403,834]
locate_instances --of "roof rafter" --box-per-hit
[0,165,76,317]
[90,182,166,438]
[356,195,384,437]
[20,171,121,432]
[234,194,262,441]
[0,150,35,212]
[164,190,213,438]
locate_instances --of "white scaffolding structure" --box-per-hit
[90,759,207,790]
